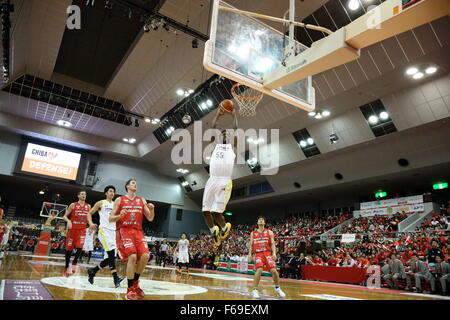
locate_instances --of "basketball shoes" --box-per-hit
[220,222,232,240]
[133,280,145,299]
[125,287,138,300]
[211,226,221,246]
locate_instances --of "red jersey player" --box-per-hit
[109,179,155,300]
[248,216,286,299]
[62,190,91,276]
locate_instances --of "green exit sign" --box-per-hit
[433,182,448,190]
[225,212,233,216]
[375,191,387,198]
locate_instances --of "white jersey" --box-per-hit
[178,239,189,253]
[210,143,235,178]
[98,200,115,231]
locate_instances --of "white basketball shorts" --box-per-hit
[202,176,232,213]
[98,227,117,251]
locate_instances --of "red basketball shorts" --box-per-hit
[116,228,149,261]
[65,228,86,251]
[254,251,276,270]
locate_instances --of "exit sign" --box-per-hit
[375,191,387,198]
[433,182,448,190]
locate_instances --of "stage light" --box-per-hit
[182,114,192,124]
[300,140,307,148]
[413,72,424,80]
[308,112,316,117]
[406,67,418,75]
[307,137,314,145]
[348,0,360,11]
[322,110,330,117]
[425,66,437,74]
[368,115,379,124]
[176,89,184,96]
[123,138,129,142]
[144,118,151,123]
[39,190,45,195]
[206,99,213,107]
[379,111,389,120]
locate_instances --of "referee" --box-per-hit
[159,240,168,267]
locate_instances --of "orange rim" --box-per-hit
[231,83,263,101]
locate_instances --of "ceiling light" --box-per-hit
[425,66,437,74]
[123,138,129,142]
[57,119,72,127]
[406,67,418,76]
[379,111,389,120]
[176,169,183,173]
[39,190,45,195]
[206,99,213,107]
[200,102,207,110]
[300,140,307,148]
[413,72,424,79]
[169,126,175,131]
[247,138,254,143]
[129,138,136,144]
[151,118,160,124]
[348,0,360,11]
[181,181,189,187]
[314,113,323,119]
[307,137,314,145]
[308,112,316,117]
[176,89,184,96]
[144,118,151,123]
[188,89,194,94]
[322,110,330,117]
[368,115,379,124]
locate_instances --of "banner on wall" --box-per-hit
[341,234,356,243]
[20,143,81,181]
[359,195,424,217]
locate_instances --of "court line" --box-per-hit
[401,292,450,300]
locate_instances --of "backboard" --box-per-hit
[40,202,67,220]
[203,0,315,112]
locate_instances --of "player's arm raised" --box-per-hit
[87,200,102,231]
[109,198,124,222]
[247,232,253,262]
[210,107,223,143]
[143,199,155,222]
[232,109,239,150]
[63,203,74,230]
[270,230,277,261]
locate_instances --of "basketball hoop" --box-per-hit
[231,83,263,117]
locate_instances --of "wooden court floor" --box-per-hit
[0,252,448,301]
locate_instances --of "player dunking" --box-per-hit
[202,106,238,246]
[174,233,190,274]
[87,185,124,288]
[248,216,285,298]
[109,179,155,300]
[62,190,91,277]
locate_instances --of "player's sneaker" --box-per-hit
[275,287,286,298]
[125,287,138,300]
[212,226,221,247]
[114,276,124,288]
[133,280,145,299]
[63,268,70,277]
[71,263,77,274]
[252,289,260,299]
[220,222,232,240]
[87,267,96,284]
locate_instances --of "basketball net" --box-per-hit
[231,83,263,117]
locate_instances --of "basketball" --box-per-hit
[219,99,234,114]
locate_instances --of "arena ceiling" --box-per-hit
[0,0,449,194]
